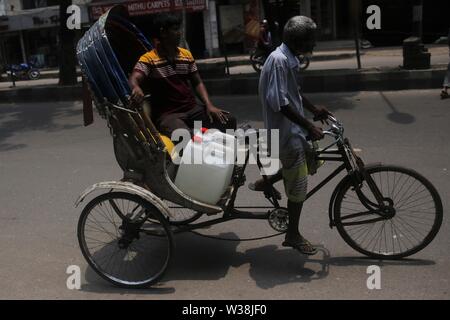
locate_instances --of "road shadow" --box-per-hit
[212,92,360,128]
[82,259,176,295]
[80,230,435,293]
[81,232,241,294]
[215,91,418,129]
[379,91,416,124]
[0,101,82,152]
[244,245,331,289]
[238,245,434,290]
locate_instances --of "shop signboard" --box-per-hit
[0,5,90,33]
[4,8,59,32]
[90,0,207,20]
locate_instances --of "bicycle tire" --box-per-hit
[333,165,443,259]
[78,192,174,288]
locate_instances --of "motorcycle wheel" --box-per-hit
[28,69,40,80]
[250,51,264,73]
[298,56,310,70]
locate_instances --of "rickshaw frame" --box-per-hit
[74,5,442,288]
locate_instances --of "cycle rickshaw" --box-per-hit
[75,6,443,288]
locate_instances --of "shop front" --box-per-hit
[215,0,262,54]
[0,4,90,68]
[89,0,209,58]
[260,0,354,41]
[24,27,59,67]
[214,0,356,55]
[0,31,22,67]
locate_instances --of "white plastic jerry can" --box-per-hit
[174,129,236,205]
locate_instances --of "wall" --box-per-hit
[6,0,22,12]
[0,0,6,16]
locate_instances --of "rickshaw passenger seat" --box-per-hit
[77,5,225,214]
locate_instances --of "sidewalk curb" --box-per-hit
[0,72,83,82]
[204,66,447,95]
[0,85,82,103]
[0,53,358,81]
[0,66,446,102]
[198,52,359,68]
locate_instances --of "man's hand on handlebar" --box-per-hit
[307,123,324,141]
[312,106,333,125]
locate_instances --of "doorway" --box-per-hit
[310,0,336,40]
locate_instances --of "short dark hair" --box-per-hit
[283,16,317,47]
[152,13,182,39]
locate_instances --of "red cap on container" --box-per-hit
[192,128,208,142]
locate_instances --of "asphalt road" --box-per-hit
[0,89,449,299]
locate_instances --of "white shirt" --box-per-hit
[259,43,308,151]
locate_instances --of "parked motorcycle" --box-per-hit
[5,62,41,80]
[250,48,310,73]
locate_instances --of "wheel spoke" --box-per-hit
[396,184,427,209]
[395,178,418,207]
[392,174,410,203]
[109,199,125,218]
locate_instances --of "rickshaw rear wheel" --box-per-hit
[78,192,174,288]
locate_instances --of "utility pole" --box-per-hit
[216,3,230,75]
[412,0,423,40]
[9,66,16,88]
[3,50,15,87]
[353,0,362,69]
[354,27,361,69]
[58,0,77,86]
[180,0,190,50]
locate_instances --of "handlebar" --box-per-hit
[307,115,344,141]
[327,115,338,124]
[323,115,343,137]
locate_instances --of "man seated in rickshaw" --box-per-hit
[129,13,236,138]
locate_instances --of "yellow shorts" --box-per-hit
[280,148,308,203]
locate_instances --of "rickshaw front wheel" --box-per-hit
[77,192,174,288]
[333,165,443,259]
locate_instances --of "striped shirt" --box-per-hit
[133,47,198,119]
